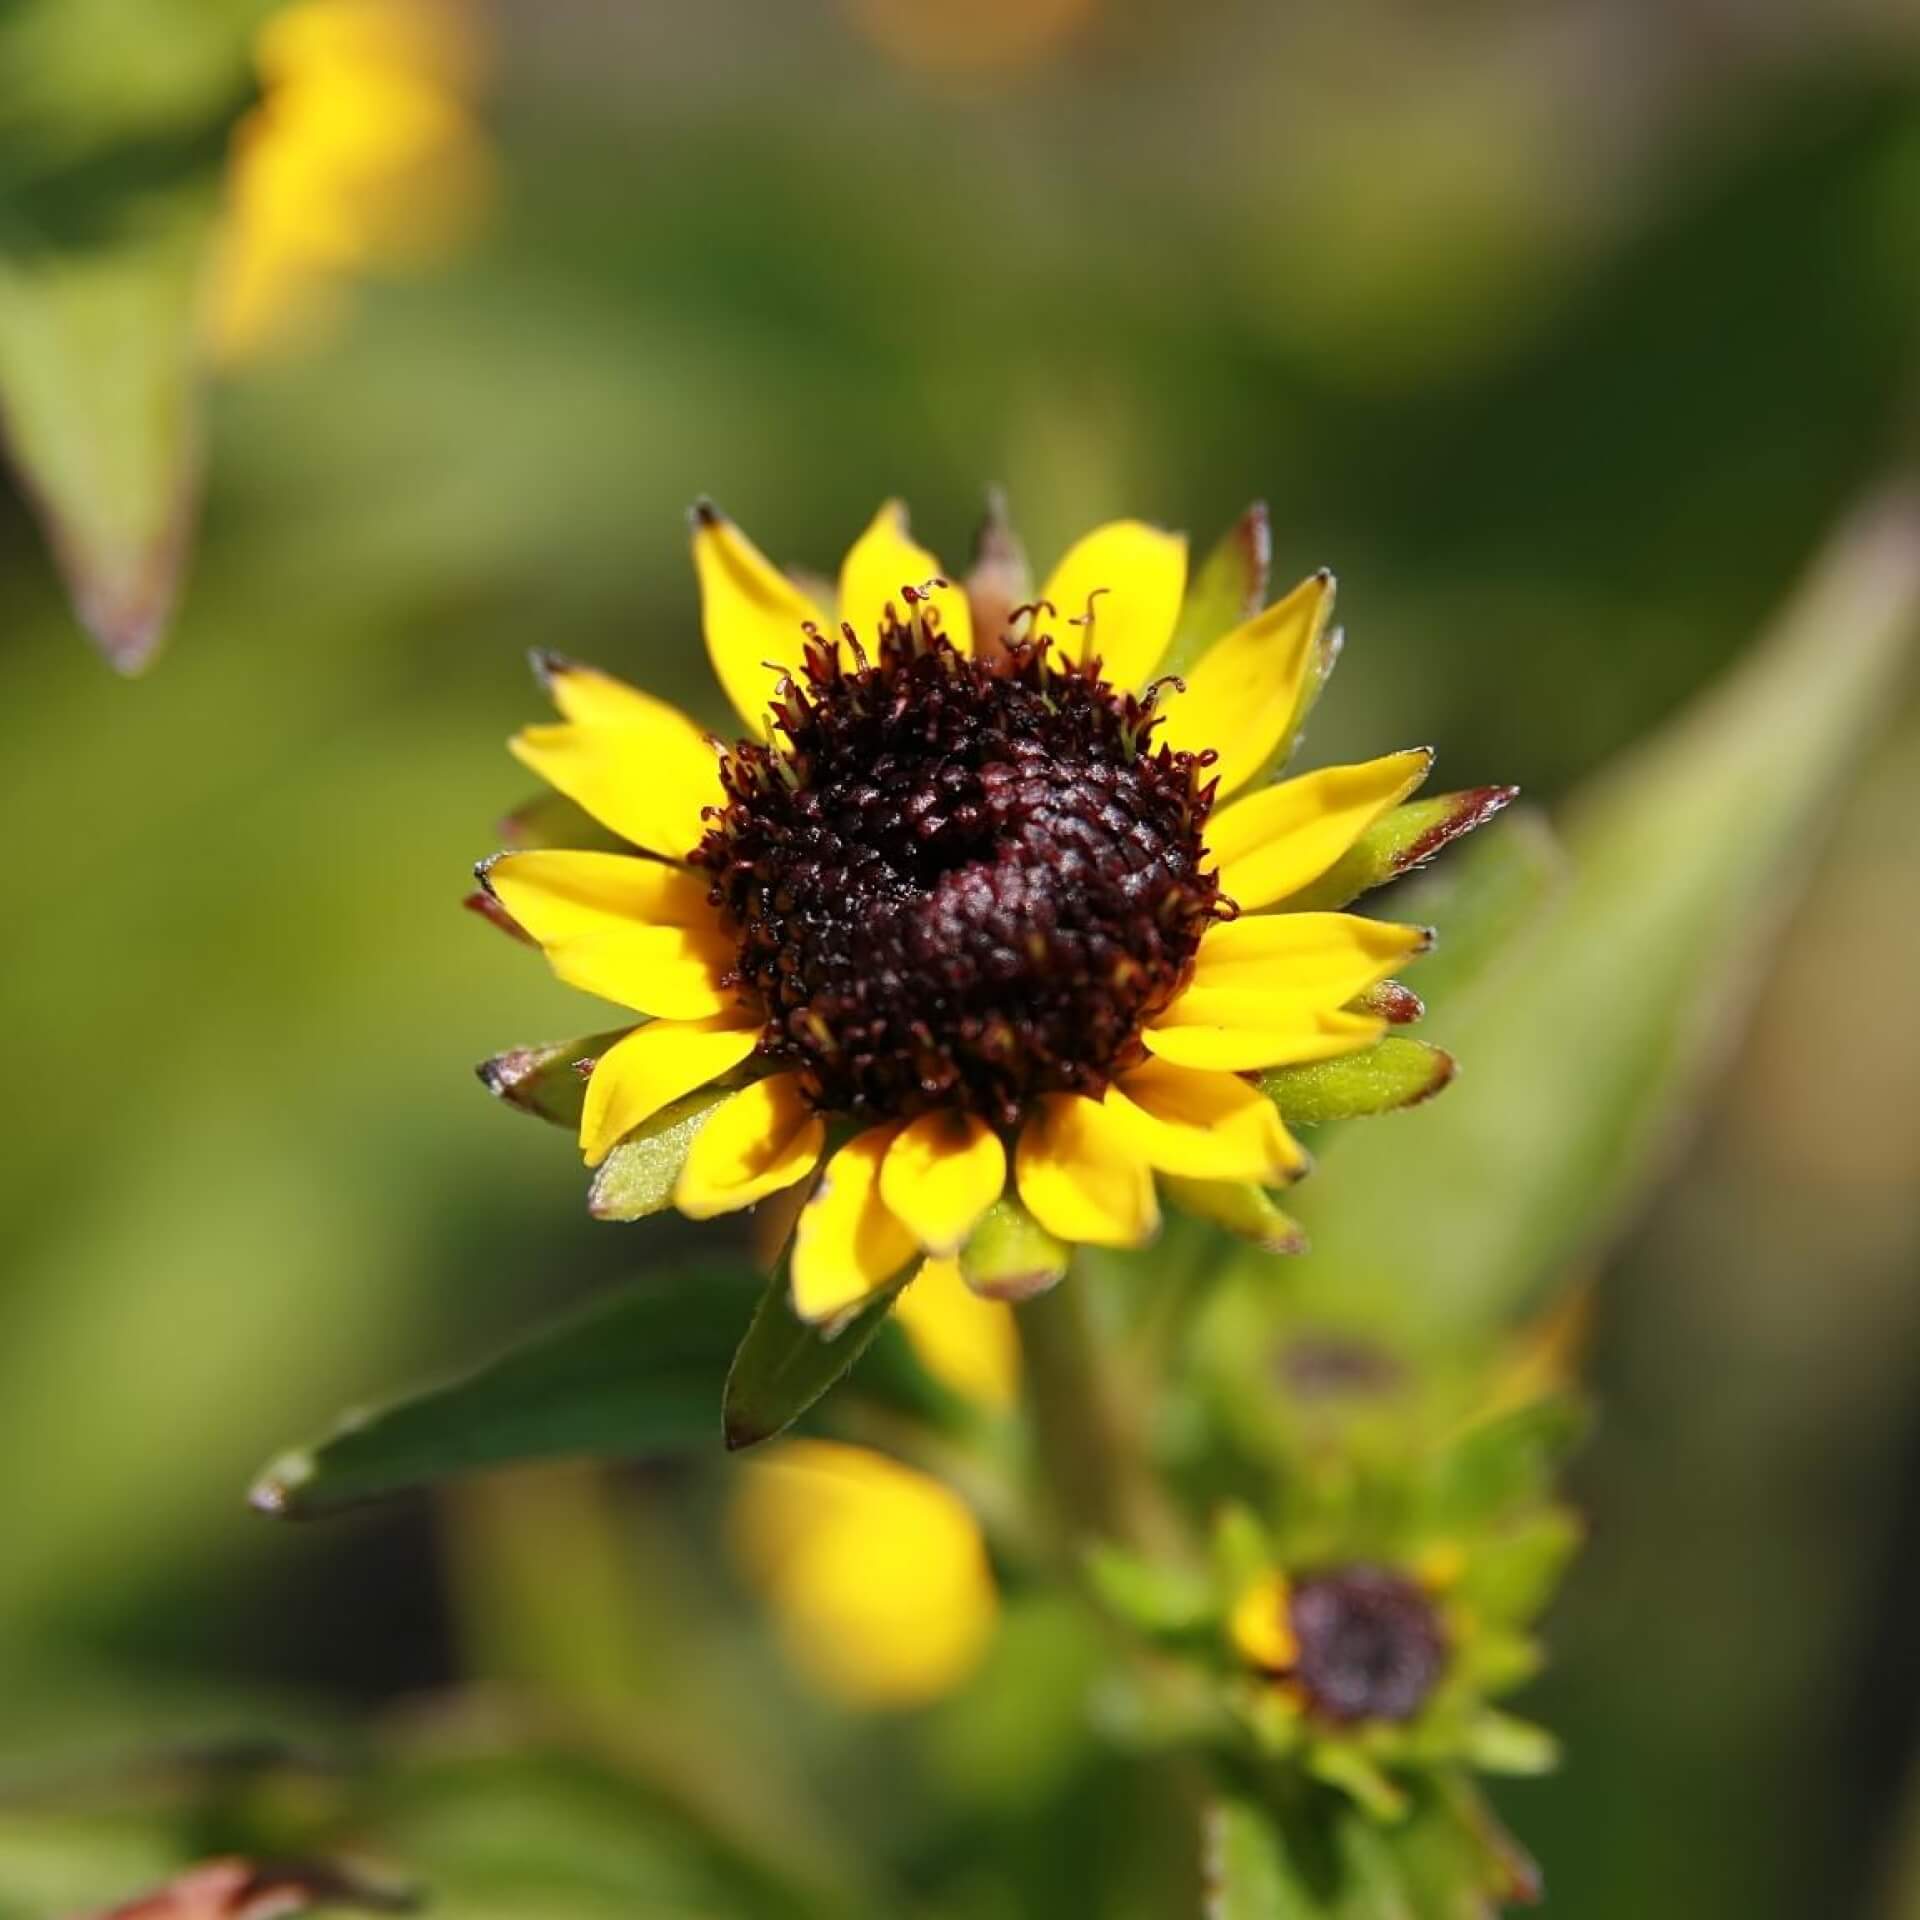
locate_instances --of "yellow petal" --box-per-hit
[790,1125,918,1324]
[1230,1574,1298,1672]
[893,1257,1020,1410]
[1013,1094,1158,1248]
[1141,1005,1385,1073]
[691,502,829,736]
[729,1438,997,1708]
[509,670,725,863]
[1105,1059,1304,1184]
[1157,569,1333,798]
[580,1015,760,1167]
[1206,749,1435,910]
[878,1111,1007,1255]
[838,500,973,656]
[1189,911,1432,1005]
[1037,519,1187,688]
[484,850,737,1020]
[674,1072,825,1219]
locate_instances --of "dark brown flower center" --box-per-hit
[692,610,1225,1127]
[1288,1566,1447,1723]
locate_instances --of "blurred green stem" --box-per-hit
[1019,1277,1182,1561]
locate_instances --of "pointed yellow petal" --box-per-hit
[580,1016,759,1167]
[1105,1059,1305,1183]
[1014,1094,1158,1248]
[790,1125,918,1324]
[1157,570,1333,798]
[1037,520,1187,688]
[691,502,829,736]
[674,1072,825,1220]
[893,1257,1020,1410]
[878,1111,1007,1255]
[1205,749,1435,910]
[1141,1005,1385,1073]
[1189,912,1432,1006]
[537,655,679,731]
[508,692,723,864]
[484,850,738,1019]
[838,500,973,656]
[1230,1574,1298,1672]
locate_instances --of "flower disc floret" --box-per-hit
[693,610,1228,1127]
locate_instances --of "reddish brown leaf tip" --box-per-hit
[689,496,724,530]
[463,887,532,944]
[1409,1047,1458,1107]
[528,647,575,690]
[1396,784,1520,875]
[1359,980,1425,1024]
[90,1855,418,1918]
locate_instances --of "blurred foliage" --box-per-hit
[3,0,1920,1916]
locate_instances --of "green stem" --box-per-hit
[1018,1274,1183,1560]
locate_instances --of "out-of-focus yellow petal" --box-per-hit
[1189,912,1431,1006]
[1105,1059,1304,1184]
[1162,1176,1306,1253]
[484,850,736,1020]
[790,1125,918,1324]
[1014,1094,1158,1248]
[1157,570,1333,798]
[1230,1573,1297,1672]
[674,1072,825,1219]
[893,1257,1020,1410]
[691,503,828,736]
[730,1438,998,1708]
[1037,520,1187,689]
[1141,1005,1386,1073]
[580,1015,759,1168]
[1206,749,1435,910]
[508,682,723,862]
[838,500,973,655]
[879,1111,1007,1255]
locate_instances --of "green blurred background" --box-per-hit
[3,0,1920,1913]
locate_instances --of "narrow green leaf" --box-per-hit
[498,788,629,853]
[1258,1039,1455,1129]
[1459,1711,1559,1777]
[587,1085,735,1220]
[476,1029,628,1130]
[722,1272,903,1451]
[1161,502,1270,680]
[250,1267,763,1517]
[1084,1542,1217,1633]
[1204,1798,1317,1920]
[1278,787,1521,913]
[1291,484,1920,1339]
[0,197,215,671]
[959,1193,1070,1300]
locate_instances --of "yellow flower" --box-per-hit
[484,500,1444,1325]
[729,1438,998,1708]
[206,0,490,363]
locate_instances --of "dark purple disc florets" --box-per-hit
[1288,1566,1448,1723]
[692,612,1227,1127]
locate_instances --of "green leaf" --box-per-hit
[476,1029,628,1130]
[1459,1711,1558,1777]
[959,1193,1071,1300]
[1084,1541,1217,1633]
[1259,1039,1455,1129]
[0,196,215,670]
[1162,1176,1306,1253]
[722,1270,903,1451]
[1278,787,1521,913]
[1290,485,1920,1340]
[587,1085,735,1220]
[498,787,630,853]
[251,1266,765,1516]
[1205,1798,1314,1920]
[1161,502,1270,680]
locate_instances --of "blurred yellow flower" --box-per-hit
[206,0,490,362]
[730,1438,998,1709]
[893,1255,1020,1411]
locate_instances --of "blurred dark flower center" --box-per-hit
[693,617,1224,1126]
[1289,1566,1447,1723]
